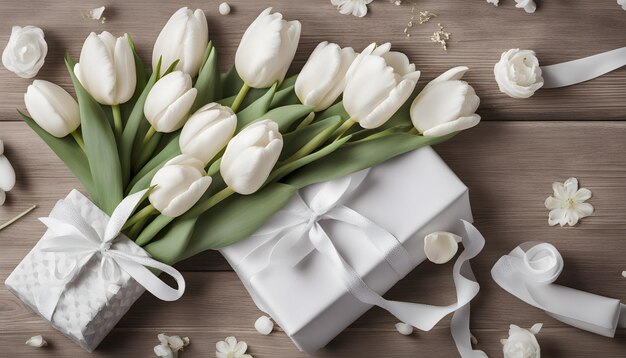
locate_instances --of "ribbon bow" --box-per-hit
[240,170,487,358]
[492,242,626,337]
[36,189,185,321]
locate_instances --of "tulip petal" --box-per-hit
[154,89,197,132]
[180,9,208,76]
[422,114,481,137]
[153,7,189,73]
[0,155,16,191]
[78,32,116,104]
[411,80,474,133]
[162,175,212,217]
[426,66,469,90]
[113,34,136,104]
[344,55,397,122]
[359,78,417,129]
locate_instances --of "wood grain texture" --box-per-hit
[2,0,626,357]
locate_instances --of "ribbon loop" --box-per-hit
[35,189,185,320]
[492,242,626,338]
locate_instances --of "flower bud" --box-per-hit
[24,80,80,138]
[144,71,197,133]
[180,103,237,165]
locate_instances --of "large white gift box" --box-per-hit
[221,146,477,354]
[5,189,185,352]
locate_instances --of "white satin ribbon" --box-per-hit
[542,47,626,88]
[240,170,486,358]
[36,189,185,321]
[492,242,626,337]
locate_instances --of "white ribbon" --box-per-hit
[542,47,626,88]
[492,242,626,337]
[240,170,487,358]
[35,189,185,321]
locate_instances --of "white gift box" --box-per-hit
[5,189,185,352]
[221,146,473,353]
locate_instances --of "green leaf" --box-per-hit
[66,54,123,215]
[19,111,94,194]
[135,131,163,171]
[143,215,197,265]
[285,132,457,189]
[121,34,148,122]
[278,74,298,90]
[280,115,342,160]
[192,42,221,112]
[127,134,181,195]
[220,65,244,97]
[218,87,269,109]
[120,59,160,188]
[264,104,313,132]
[179,183,298,259]
[270,85,300,108]
[236,83,277,130]
[136,214,175,246]
[317,101,348,121]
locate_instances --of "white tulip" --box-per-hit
[144,71,197,133]
[295,42,356,112]
[152,7,208,77]
[221,119,283,195]
[235,7,301,88]
[2,26,47,78]
[0,140,16,206]
[149,154,212,217]
[410,66,481,137]
[74,31,136,105]
[180,103,237,164]
[343,43,421,129]
[494,49,544,99]
[24,80,80,138]
[423,232,459,264]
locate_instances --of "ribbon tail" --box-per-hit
[109,250,185,301]
[541,47,626,88]
[103,189,150,243]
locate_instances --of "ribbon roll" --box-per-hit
[542,47,626,88]
[36,189,186,321]
[240,169,486,358]
[492,242,626,337]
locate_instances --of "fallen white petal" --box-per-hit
[219,2,231,15]
[154,344,174,358]
[424,232,459,264]
[622,271,626,278]
[25,335,47,347]
[395,322,414,335]
[255,315,274,335]
[90,6,106,20]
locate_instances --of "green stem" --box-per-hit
[408,127,419,135]
[127,216,149,240]
[142,126,157,147]
[331,118,356,139]
[231,83,251,113]
[122,204,158,231]
[283,123,340,165]
[0,205,37,231]
[296,112,316,130]
[185,187,235,218]
[112,105,123,138]
[70,130,86,152]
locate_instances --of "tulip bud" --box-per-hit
[24,80,80,138]
[144,71,197,133]
[410,66,481,138]
[0,140,16,206]
[221,119,283,195]
[152,7,209,77]
[180,103,237,165]
[295,42,356,112]
[149,154,212,217]
[235,8,301,88]
[343,43,421,129]
[74,31,136,105]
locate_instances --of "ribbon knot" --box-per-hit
[35,189,186,321]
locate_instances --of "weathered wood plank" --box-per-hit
[1,0,626,122]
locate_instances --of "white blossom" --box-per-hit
[515,0,537,13]
[619,0,626,10]
[545,178,593,227]
[501,323,542,358]
[330,0,373,18]
[154,333,190,358]
[25,335,47,348]
[216,336,252,358]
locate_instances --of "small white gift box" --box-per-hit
[221,147,484,356]
[5,189,185,352]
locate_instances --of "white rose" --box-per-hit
[501,323,542,358]
[494,49,544,99]
[2,26,47,78]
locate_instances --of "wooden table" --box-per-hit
[2,1,626,356]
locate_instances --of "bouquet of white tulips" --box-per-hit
[19,7,481,265]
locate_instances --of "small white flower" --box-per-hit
[216,336,252,358]
[395,322,414,335]
[155,333,190,358]
[154,344,175,358]
[330,0,373,18]
[2,25,47,78]
[487,0,499,6]
[515,0,537,13]
[423,232,459,264]
[254,315,274,335]
[501,323,542,358]
[621,270,626,278]
[619,0,626,10]
[219,2,231,15]
[25,335,47,348]
[544,177,593,227]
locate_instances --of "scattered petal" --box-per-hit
[545,178,593,227]
[254,315,274,335]
[25,335,47,348]
[219,2,231,16]
[395,322,414,335]
[216,336,252,358]
[502,323,541,358]
[154,344,174,358]
[424,232,459,264]
[622,270,626,278]
[156,333,190,357]
[83,6,107,23]
[331,0,374,18]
